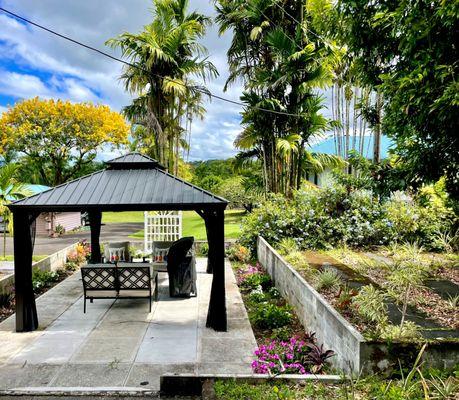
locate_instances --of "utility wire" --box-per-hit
[271,1,329,43]
[0,6,304,118]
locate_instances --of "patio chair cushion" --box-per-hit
[103,241,130,262]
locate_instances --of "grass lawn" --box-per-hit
[102,209,245,240]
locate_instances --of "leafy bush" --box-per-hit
[197,242,209,257]
[32,268,60,293]
[226,243,250,263]
[241,273,272,292]
[248,285,267,303]
[312,269,342,292]
[351,285,388,325]
[250,302,292,330]
[239,181,455,254]
[0,287,13,308]
[379,321,421,341]
[283,251,310,271]
[277,238,299,255]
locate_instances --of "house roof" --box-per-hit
[9,153,227,212]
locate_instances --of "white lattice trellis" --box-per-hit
[144,211,182,253]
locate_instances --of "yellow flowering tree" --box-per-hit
[0,97,129,185]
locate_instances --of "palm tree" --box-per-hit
[0,164,32,258]
[216,0,339,195]
[107,0,217,172]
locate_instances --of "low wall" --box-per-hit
[257,236,459,375]
[257,236,363,373]
[0,242,79,294]
[33,242,80,272]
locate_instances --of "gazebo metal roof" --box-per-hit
[10,152,227,211]
[8,152,228,333]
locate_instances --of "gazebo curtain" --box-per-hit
[13,210,40,332]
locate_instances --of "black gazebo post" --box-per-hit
[13,210,39,332]
[204,208,227,331]
[88,210,102,263]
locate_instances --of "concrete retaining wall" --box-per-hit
[0,242,79,294]
[257,236,459,375]
[257,236,363,373]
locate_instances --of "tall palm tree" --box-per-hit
[0,164,32,258]
[216,0,339,195]
[107,0,217,171]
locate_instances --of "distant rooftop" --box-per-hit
[308,135,394,160]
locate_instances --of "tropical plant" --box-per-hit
[0,98,128,186]
[216,0,341,196]
[0,164,33,257]
[250,302,292,330]
[107,0,217,173]
[351,285,388,325]
[312,269,342,292]
[337,0,459,199]
[386,257,429,330]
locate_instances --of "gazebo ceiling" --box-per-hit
[9,152,227,212]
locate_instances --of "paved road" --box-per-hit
[1,223,143,256]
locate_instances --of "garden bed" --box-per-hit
[232,260,335,375]
[283,246,459,339]
[257,236,459,375]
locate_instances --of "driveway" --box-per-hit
[1,223,143,256]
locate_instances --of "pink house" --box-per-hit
[25,186,82,236]
[35,212,82,236]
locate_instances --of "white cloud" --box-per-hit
[0,0,244,160]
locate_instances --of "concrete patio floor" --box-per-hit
[0,258,256,393]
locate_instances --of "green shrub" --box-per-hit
[248,286,267,303]
[32,268,60,293]
[379,321,421,341]
[351,285,388,324]
[284,251,309,270]
[250,302,292,330]
[312,269,342,292]
[240,272,272,291]
[239,181,455,253]
[197,243,209,257]
[269,326,294,341]
[226,244,250,263]
[277,238,299,255]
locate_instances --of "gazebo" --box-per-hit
[8,153,228,333]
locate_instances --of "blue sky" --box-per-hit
[0,0,244,161]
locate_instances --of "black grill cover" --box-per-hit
[167,237,195,297]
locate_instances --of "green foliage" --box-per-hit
[239,182,456,254]
[199,175,223,193]
[216,0,340,195]
[277,238,299,255]
[284,251,310,272]
[106,0,217,172]
[351,285,388,325]
[250,302,292,330]
[240,273,272,292]
[379,322,421,341]
[217,176,261,211]
[32,268,61,293]
[226,244,251,263]
[338,0,459,199]
[312,269,342,292]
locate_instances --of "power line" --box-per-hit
[271,1,329,43]
[0,6,304,118]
